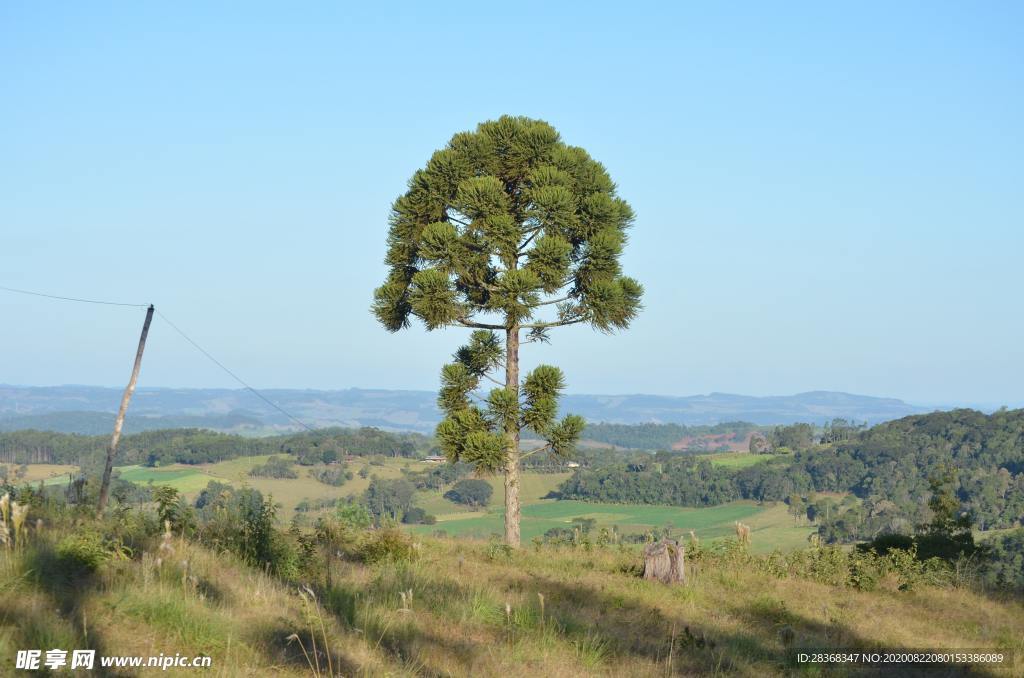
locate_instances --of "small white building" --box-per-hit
[423,455,446,464]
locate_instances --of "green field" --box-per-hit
[115,465,221,494]
[414,470,570,517]
[409,498,815,552]
[698,451,788,469]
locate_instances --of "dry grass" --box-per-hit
[6,463,79,484]
[2,525,1021,677]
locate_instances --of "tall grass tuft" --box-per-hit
[289,586,334,678]
[573,632,612,669]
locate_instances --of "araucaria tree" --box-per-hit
[372,116,642,546]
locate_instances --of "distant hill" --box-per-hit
[0,410,264,435]
[563,390,931,427]
[0,385,931,435]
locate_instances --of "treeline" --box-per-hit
[560,409,1024,541]
[581,421,758,450]
[0,426,433,467]
[559,455,802,505]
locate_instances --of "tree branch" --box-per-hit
[481,372,504,387]
[534,294,573,307]
[517,227,543,254]
[444,209,471,228]
[456,319,507,330]
[520,317,587,329]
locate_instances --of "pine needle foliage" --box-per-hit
[372,116,642,545]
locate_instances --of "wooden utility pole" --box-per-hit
[96,304,154,515]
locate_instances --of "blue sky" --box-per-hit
[1,2,1021,406]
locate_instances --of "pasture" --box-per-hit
[2,463,79,485]
[415,470,570,516]
[409,498,815,552]
[698,451,780,469]
[103,455,425,518]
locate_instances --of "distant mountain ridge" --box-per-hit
[0,384,932,434]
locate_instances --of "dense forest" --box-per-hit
[560,409,1024,542]
[0,426,433,467]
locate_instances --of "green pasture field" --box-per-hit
[115,465,219,494]
[414,471,570,516]
[408,498,815,552]
[697,451,789,469]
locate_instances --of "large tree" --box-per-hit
[372,116,642,546]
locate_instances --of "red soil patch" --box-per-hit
[671,431,754,452]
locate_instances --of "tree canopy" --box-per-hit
[372,115,641,337]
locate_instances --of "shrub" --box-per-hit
[486,538,513,561]
[859,533,914,555]
[310,465,350,487]
[444,479,493,507]
[401,507,436,525]
[249,456,299,479]
[193,484,297,578]
[336,502,373,530]
[357,528,418,564]
[153,485,194,533]
[55,531,128,575]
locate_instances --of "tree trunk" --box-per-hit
[643,539,685,584]
[504,325,521,547]
[97,304,154,515]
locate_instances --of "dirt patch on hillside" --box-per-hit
[671,432,753,452]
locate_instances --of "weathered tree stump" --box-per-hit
[642,539,685,584]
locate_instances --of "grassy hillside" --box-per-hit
[2,526,1020,677]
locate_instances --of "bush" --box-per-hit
[357,528,418,564]
[859,533,914,555]
[192,484,298,578]
[336,502,373,530]
[249,456,299,479]
[858,530,978,563]
[401,507,436,525]
[690,541,953,592]
[444,479,493,507]
[55,531,128,575]
[310,465,351,487]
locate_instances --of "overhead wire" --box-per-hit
[0,284,148,307]
[0,283,316,432]
[153,309,315,432]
